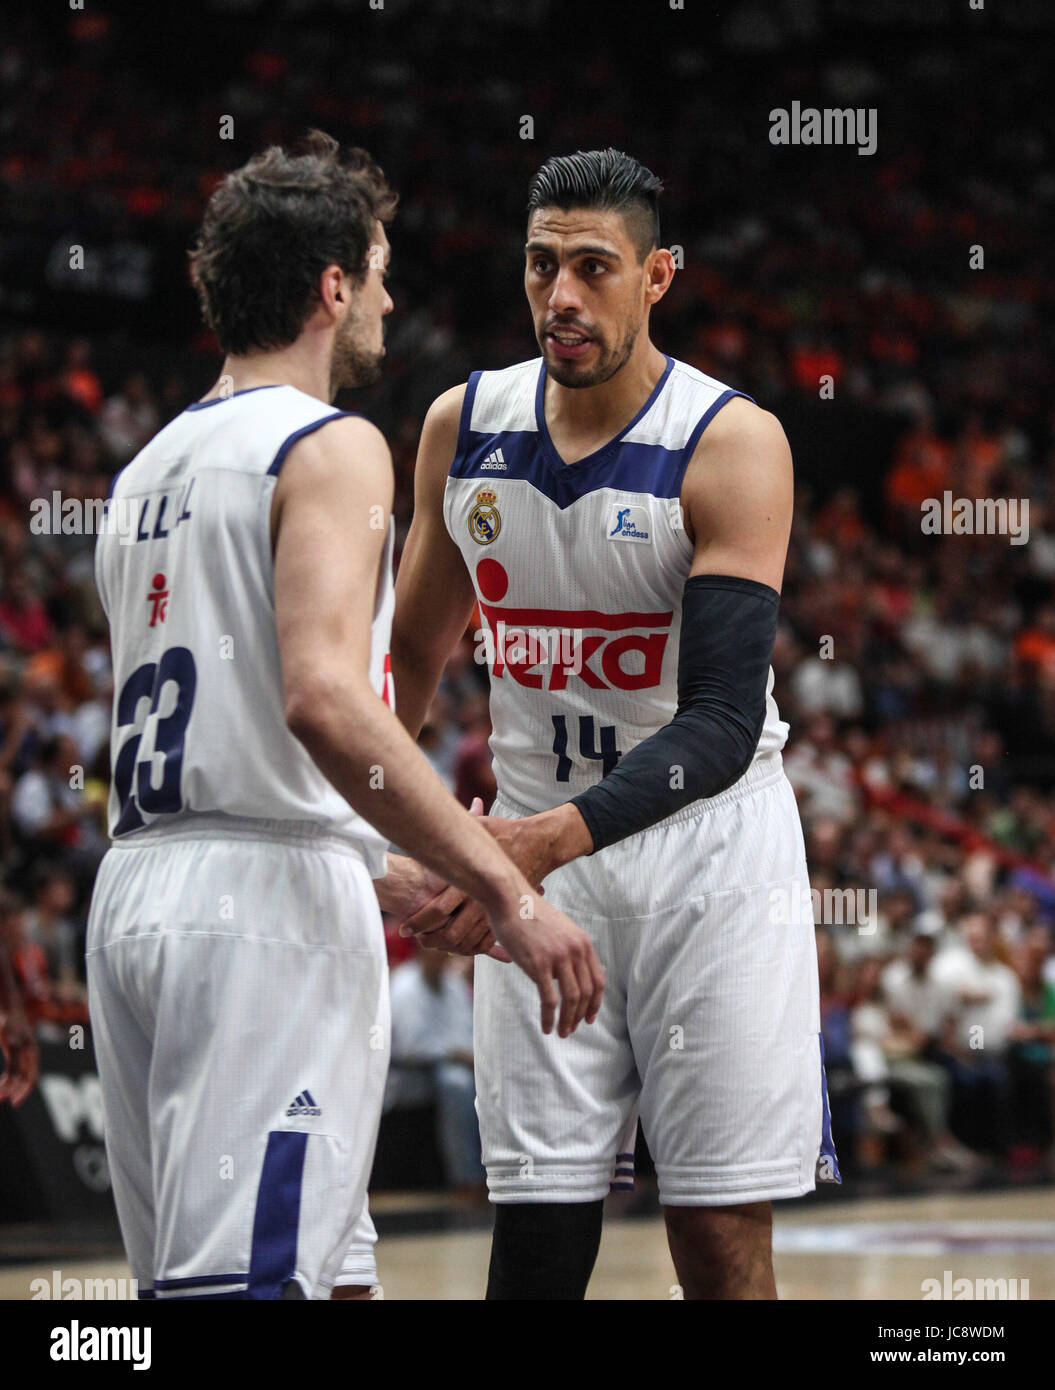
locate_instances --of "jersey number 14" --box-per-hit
[551,714,622,781]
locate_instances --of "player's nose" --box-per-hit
[547,267,582,313]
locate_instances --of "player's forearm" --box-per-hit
[569,575,776,853]
[287,677,526,914]
[389,623,448,742]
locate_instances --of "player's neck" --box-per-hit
[200,341,336,406]
[543,338,667,451]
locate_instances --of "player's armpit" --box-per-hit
[391,384,478,740]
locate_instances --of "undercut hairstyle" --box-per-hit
[189,130,397,357]
[526,148,663,261]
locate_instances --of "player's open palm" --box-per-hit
[487,895,604,1039]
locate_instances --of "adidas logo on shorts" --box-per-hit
[285,1089,322,1118]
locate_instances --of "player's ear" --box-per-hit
[319,263,345,314]
[644,248,675,305]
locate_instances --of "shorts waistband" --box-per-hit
[109,812,378,863]
[495,749,785,834]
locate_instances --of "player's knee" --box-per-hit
[664,1201,772,1264]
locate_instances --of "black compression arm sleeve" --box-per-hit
[569,574,778,853]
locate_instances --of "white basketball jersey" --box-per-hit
[444,355,788,813]
[96,384,395,874]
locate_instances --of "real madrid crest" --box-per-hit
[468,488,502,545]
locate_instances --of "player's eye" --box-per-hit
[583,260,606,275]
[532,257,552,274]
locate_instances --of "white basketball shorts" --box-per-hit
[475,752,840,1206]
[86,815,390,1300]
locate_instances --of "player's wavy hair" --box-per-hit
[527,148,663,261]
[189,130,397,356]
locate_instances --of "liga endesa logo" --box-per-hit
[472,557,671,691]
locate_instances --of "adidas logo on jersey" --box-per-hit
[285,1090,321,1118]
[606,503,651,543]
[481,448,507,470]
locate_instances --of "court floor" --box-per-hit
[1,1187,1051,1300]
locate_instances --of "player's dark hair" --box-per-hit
[527,149,662,261]
[189,130,397,357]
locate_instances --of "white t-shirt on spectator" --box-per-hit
[930,949,1021,1053]
[385,960,474,1108]
[881,958,949,1038]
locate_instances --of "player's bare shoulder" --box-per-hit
[271,413,394,543]
[685,395,792,485]
[680,395,793,547]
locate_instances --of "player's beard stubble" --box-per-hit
[329,304,385,397]
[539,312,641,389]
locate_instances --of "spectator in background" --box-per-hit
[880,932,980,1172]
[885,408,950,533]
[1,891,51,1027]
[453,690,497,812]
[0,572,53,654]
[22,863,86,1015]
[98,372,158,463]
[849,957,904,1144]
[415,692,459,792]
[60,339,103,417]
[784,713,860,823]
[1006,928,1055,1164]
[932,914,1021,1156]
[384,948,485,1201]
[10,733,107,902]
[0,894,38,1105]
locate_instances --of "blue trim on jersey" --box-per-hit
[682,387,754,460]
[667,387,754,499]
[450,357,752,509]
[534,355,674,472]
[247,1131,307,1299]
[267,410,363,477]
[455,431,694,507]
[456,372,482,461]
[153,1272,249,1290]
[818,1033,842,1182]
[185,384,284,411]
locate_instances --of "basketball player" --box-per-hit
[391,149,839,1299]
[86,132,603,1302]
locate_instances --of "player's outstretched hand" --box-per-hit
[486,894,605,1038]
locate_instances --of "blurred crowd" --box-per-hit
[1,0,1054,1184]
